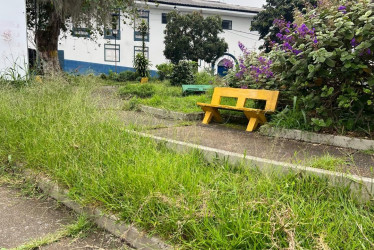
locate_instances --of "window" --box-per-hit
[222,20,232,30]
[104,44,120,62]
[72,27,91,38]
[104,12,121,40]
[134,46,149,59]
[134,10,149,41]
[162,13,168,24]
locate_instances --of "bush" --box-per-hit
[134,54,150,78]
[227,0,374,133]
[194,71,215,85]
[170,61,196,86]
[156,63,174,81]
[107,70,119,81]
[118,71,136,82]
[118,84,155,98]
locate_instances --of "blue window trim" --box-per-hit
[72,27,91,38]
[104,13,121,40]
[134,46,149,59]
[222,20,232,30]
[134,10,149,42]
[104,44,120,62]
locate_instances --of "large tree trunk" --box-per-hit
[35,5,62,75]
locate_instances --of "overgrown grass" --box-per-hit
[0,77,374,248]
[118,81,213,113]
[307,154,348,172]
[118,81,254,114]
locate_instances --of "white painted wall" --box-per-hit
[0,0,28,79]
[58,3,261,74]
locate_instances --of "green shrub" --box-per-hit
[156,63,174,81]
[118,71,137,82]
[194,71,215,85]
[134,54,150,78]
[227,0,374,134]
[170,61,196,86]
[107,70,119,81]
[118,84,155,98]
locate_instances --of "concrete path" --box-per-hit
[0,185,127,249]
[149,123,374,178]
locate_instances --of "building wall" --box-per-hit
[0,0,28,79]
[58,3,261,75]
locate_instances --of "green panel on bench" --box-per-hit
[182,85,213,94]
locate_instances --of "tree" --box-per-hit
[251,0,316,52]
[164,11,228,64]
[26,0,136,74]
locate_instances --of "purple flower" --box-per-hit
[313,38,318,44]
[351,38,360,47]
[241,85,248,89]
[338,5,347,14]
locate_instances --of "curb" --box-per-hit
[24,170,172,250]
[128,130,374,202]
[259,126,374,151]
[139,105,203,121]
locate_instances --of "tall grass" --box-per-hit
[0,77,374,248]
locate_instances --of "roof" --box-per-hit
[147,0,262,14]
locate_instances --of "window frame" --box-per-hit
[134,10,150,42]
[104,44,120,62]
[134,46,149,59]
[222,20,232,30]
[104,12,121,40]
[161,13,168,24]
[72,27,91,38]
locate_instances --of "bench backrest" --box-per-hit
[211,87,279,111]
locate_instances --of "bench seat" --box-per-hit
[197,87,279,132]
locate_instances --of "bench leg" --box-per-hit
[202,107,222,124]
[246,117,259,132]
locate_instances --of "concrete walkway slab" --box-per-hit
[0,185,127,249]
[0,185,73,248]
[149,124,374,178]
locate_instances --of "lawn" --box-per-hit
[0,76,373,249]
[117,80,255,114]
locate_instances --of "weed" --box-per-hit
[16,216,93,250]
[308,154,348,171]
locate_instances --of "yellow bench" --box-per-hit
[197,87,279,132]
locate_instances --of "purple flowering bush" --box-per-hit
[227,0,374,133]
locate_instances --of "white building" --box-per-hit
[58,0,262,76]
[1,0,28,79]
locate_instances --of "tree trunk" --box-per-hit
[35,6,62,75]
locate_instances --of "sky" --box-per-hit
[222,0,267,8]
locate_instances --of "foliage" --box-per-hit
[227,0,374,134]
[1,78,374,248]
[118,71,137,82]
[164,11,228,64]
[170,61,196,86]
[118,83,156,98]
[156,63,174,81]
[251,0,317,51]
[194,71,216,85]
[134,54,150,78]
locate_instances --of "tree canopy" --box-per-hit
[163,11,228,64]
[251,0,316,51]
